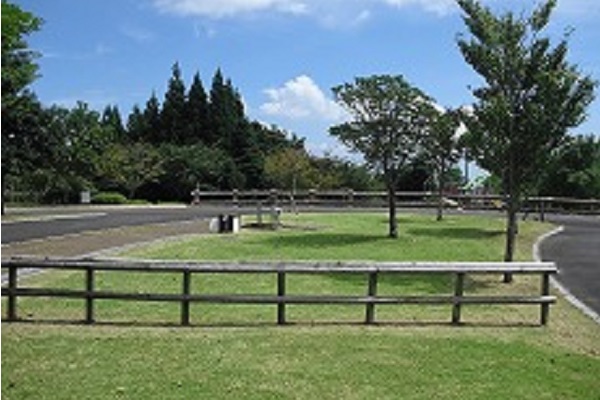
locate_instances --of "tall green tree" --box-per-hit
[161,62,187,143]
[186,71,209,144]
[126,104,146,142]
[264,148,316,191]
[143,92,162,143]
[208,69,251,187]
[422,107,463,221]
[457,0,596,271]
[29,103,111,203]
[157,144,232,199]
[536,135,600,199]
[1,0,43,214]
[1,0,41,100]
[101,105,125,142]
[209,69,245,153]
[97,142,164,198]
[330,75,432,238]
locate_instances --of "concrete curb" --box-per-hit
[533,226,600,325]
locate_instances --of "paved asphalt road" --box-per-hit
[3,206,599,319]
[540,214,600,318]
[1,205,239,244]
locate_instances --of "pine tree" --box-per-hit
[126,104,146,142]
[101,105,125,142]
[207,68,227,147]
[185,71,208,144]
[161,62,187,144]
[143,92,161,143]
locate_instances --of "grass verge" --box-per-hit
[2,212,599,399]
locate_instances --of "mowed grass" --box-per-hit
[3,212,600,399]
[125,212,522,261]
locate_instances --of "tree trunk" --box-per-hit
[436,165,445,222]
[387,183,398,238]
[503,193,519,283]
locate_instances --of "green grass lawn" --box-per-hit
[124,212,527,262]
[3,212,600,399]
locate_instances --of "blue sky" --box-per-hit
[18,0,600,159]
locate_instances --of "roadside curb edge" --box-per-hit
[534,226,600,325]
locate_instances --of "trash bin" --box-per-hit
[217,214,239,233]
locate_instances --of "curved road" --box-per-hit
[540,214,600,319]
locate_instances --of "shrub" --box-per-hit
[91,192,128,204]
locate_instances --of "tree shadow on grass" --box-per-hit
[264,232,389,249]
[407,227,504,240]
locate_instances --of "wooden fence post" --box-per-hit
[269,189,279,207]
[181,270,191,326]
[7,265,18,321]
[539,199,546,222]
[85,267,95,324]
[277,271,286,325]
[540,272,550,326]
[452,272,465,325]
[365,271,378,324]
[347,189,354,208]
[309,189,316,206]
[257,201,263,225]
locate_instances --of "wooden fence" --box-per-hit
[2,258,557,326]
[193,190,600,216]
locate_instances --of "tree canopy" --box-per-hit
[422,107,464,221]
[457,0,596,264]
[1,0,43,214]
[330,75,433,237]
[1,0,42,101]
[536,135,600,199]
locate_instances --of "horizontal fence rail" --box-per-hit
[194,189,600,215]
[1,258,558,327]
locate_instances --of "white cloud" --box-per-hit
[476,0,600,18]
[382,0,456,16]
[152,0,600,31]
[121,25,156,43]
[152,0,600,22]
[354,9,372,24]
[153,0,307,18]
[260,75,348,121]
[153,0,460,20]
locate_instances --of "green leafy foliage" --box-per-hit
[1,0,42,100]
[1,0,43,213]
[330,75,435,237]
[536,135,600,198]
[457,0,596,261]
[160,63,187,144]
[421,108,464,220]
[2,59,314,203]
[91,191,128,205]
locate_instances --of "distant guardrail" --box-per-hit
[193,190,600,216]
